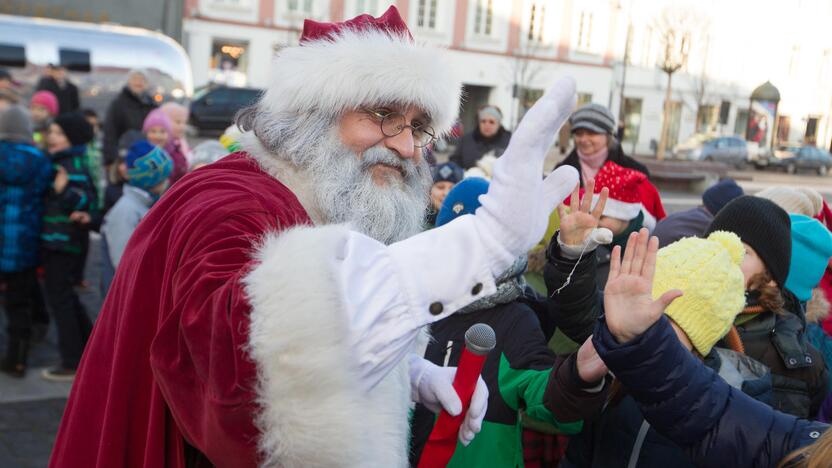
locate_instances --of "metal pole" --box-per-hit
[618,22,632,131]
[657,71,673,160]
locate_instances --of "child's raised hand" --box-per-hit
[603,228,683,343]
[557,179,609,246]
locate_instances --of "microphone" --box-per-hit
[418,323,496,468]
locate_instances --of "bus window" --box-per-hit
[0,43,25,68]
[59,48,91,72]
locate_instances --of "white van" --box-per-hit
[0,14,193,114]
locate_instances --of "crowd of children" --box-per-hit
[417,102,832,467]
[0,72,211,381]
[2,72,832,466]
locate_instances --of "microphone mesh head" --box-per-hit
[464,323,496,355]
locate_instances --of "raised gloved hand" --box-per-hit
[409,355,489,446]
[474,77,580,275]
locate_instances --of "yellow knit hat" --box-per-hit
[652,231,746,355]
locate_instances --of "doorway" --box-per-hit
[459,85,493,136]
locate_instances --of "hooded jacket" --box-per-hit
[449,126,512,170]
[734,291,829,419]
[102,86,157,165]
[101,184,157,268]
[593,315,828,468]
[0,141,53,272]
[41,145,98,254]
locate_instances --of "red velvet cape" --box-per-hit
[50,153,311,467]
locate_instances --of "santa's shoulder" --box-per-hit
[158,151,311,226]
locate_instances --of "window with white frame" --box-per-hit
[416,0,438,29]
[212,0,251,5]
[288,0,313,13]
[473,0,494,36]
[527,2,545,42]
[355,0,379,15]
[576,11,593,51]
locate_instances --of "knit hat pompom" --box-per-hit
[653,234,746,356]
[706,231,745,266]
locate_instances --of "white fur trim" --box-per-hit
[239,133,326,225]
[244,225,411,467]
[641,208,657,232]
[592,193,642,221]
[260,28,461,134]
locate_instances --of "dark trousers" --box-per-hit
[99,234,115,299]
[73,230,89,285]
[43,250,93,369]
[1,268,39,341]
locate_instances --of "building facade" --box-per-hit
[182,0,832,155]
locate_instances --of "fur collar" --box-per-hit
[239,132,325,225]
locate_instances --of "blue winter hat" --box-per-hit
[436,177,489,227]
[785,214,832,302]
[702,178,744,215]
[432,161,464,184]
[126,140,173,190]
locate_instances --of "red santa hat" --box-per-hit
[258,6,461,134]
[637,180,666,231]
[592,161,646,221]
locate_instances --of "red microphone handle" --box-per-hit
[417,349,488,468]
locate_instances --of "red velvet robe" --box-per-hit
[50,153,312,467]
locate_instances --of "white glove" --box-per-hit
[473,76,580,276]
[409,354,489,446]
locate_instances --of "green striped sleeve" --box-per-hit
[497,354,583,434]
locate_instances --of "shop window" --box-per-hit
[210,39,249,87]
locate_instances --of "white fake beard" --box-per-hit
[306,133,432,245]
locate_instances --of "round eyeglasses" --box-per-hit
[362,108,437,148]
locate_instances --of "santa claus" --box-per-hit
[50,6,579,467]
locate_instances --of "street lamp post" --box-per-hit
[656,32,690,160]
[618,21,632,140]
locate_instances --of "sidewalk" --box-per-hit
[0,235,104,466]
